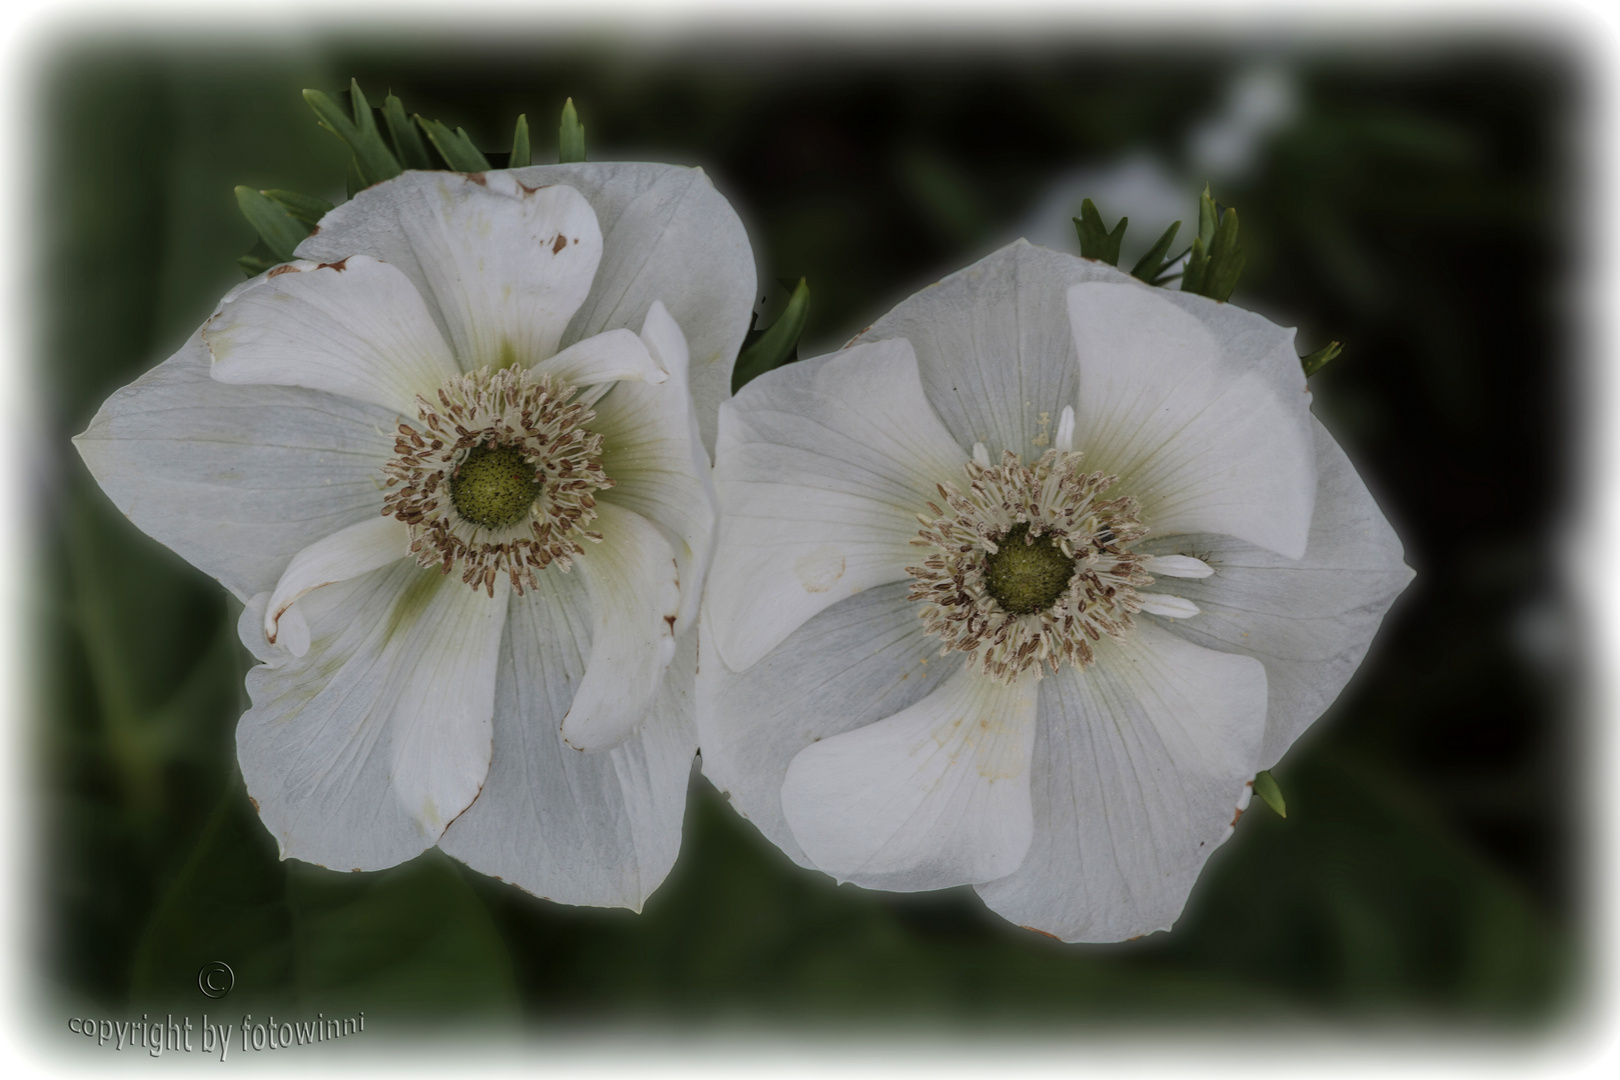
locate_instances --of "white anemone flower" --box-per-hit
[698,240,1412,942]
[75,165,755,909]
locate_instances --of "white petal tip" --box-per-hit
[1139,594,1201,619]
[1055,406,1075,453]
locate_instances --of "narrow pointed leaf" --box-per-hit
[509,113,531,168]
[1073,198,1128,266]
[1301,340,1344,378]
[263,189,334,227]
[237,252,277,277]
[383,93,435,170]
[234,186,309,262]
[1196,183,1218,249]
[1203,206,1246,302]
[1129,219,1183,284]
[558,97,586,164]
[732,277,810,393]
[302,87,401,189]
[416,115,491,172]
[1182,236,1209,296]
[1254,770,1287,818]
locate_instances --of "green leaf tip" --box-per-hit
[303,84,402,189]
[1074,198,1128,266]
[1181,185,1245,303]
[416,115,491,172]
[234,186,311,263]
[1254,770,1287,818]
[510,114,531,168]
[383,93,435,170]
[732,278,811,394]
[1130,220,1184,285]
[1301,341,1343,378]
[558,98,586,164]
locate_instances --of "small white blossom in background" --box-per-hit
[76,165,755,909]
[697,240,1412,943]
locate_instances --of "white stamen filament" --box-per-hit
[972,441,991,468]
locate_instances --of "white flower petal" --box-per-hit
[706,338,967,672]
[529,328,667,387]
[237,562,508,870]
[849,240,1116,459]
[974,621,1269,943]
[511,162,758,455]
[204,256,459,416]
[439,571,697,911]
[263,515,411,653]
[73,331,396,602]
[297,171,602,371]
[1067,280,1316,559]
[592,302,715,635]
[1137,416,1415,767]
[781,663,1040,891]
[696,582,955,870]
[559,503,680,752]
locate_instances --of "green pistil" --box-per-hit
[984,522,1076,615]
[450,443,541,528]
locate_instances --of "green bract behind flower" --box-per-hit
[696,240,1412,943]
[75,165,756,910]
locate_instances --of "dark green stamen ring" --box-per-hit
[984,522,1076,615]
[449,443,542,528]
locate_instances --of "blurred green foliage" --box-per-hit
[39,37,1579,1033]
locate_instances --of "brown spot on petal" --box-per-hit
[1021,926,1061,941]
[466,172,487,186]
[552,234,567,255]
[267,265,300,278]
[352,868,363,873]
[248,797,260,813]
[317,258,349,273]
[1231,805,1246,827]
[664,615,677,633]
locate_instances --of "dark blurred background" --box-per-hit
[38,29,1583,1035]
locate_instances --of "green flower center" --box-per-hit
[984,522,1077,615]
[449,443,542,528]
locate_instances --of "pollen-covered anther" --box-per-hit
[904,448,1153,682]
[380,365,613,596]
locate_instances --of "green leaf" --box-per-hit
[558,97,586,163]
[416,115,491,172]
[1302,340,1344,377]
[234,186,308,262]
[732,278,810,393]
[509,114,531,168]
[1254,770,1287,818]
[1129,219,1184,285]
[383,93,435,170]
[237,250,278,277]
[302,82,401,189]
[1197,183,1218,249]
[262,189,333,227]
[1073,198,1128,266]
[131,782,519,1020]
[1181,185,1245,303]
